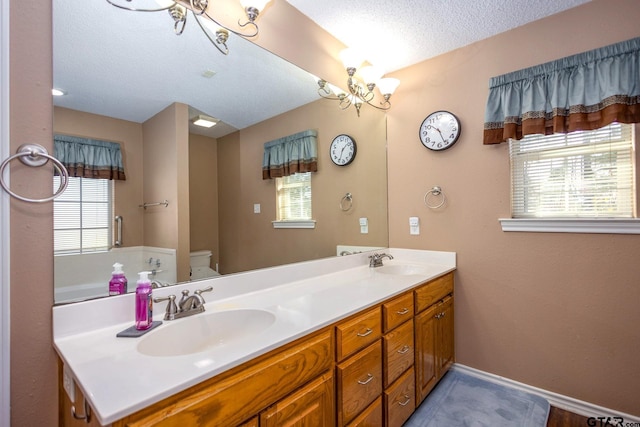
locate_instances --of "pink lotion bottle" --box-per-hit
[135,271,153,330]
[108,262,128,296]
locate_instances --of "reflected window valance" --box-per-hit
[262,129,318,180]
[484,37,640,145]
[54,134,126,180]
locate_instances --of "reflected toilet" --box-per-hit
[189,250,220,280]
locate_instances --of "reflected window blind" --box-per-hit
[276,172,312,220]
[53,176,113,254]
[509,123,635,218]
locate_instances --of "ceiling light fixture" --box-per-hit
[317,48,400,117]
[105,0,272,55]
[192,114,219,128]
[52,88,66,96]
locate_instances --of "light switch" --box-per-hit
[253,203,261,214]
[409,217,420,235]
[359,217,368,234]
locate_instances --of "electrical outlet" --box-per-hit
[409,217,420,235]
[63,364,76,402]
[253,203,261,214]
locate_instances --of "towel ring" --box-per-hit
[340,193,353,211]
[424,186,446,209]
[0,143,69,203]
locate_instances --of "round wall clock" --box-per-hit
[330,134,357,166]
[419,111,461,151]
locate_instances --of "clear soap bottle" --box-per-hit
[108,262,128,296]
[135,271,153,330]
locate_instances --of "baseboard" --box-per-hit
[453,364,640,423]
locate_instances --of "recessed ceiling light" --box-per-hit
[52,88,66,96]
[192,114,219,128]
[201,70,216,79]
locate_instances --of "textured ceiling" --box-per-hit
[287,0,592,73]
[53,0,592,138]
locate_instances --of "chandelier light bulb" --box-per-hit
[240,0,271,12]
[339,48,365,71]
[358,66,384,85]
[377,77,400,96]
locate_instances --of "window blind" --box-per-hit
[276,172,312,221]
[509,123,635,218]
[53,176,112,254]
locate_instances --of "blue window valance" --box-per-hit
[484,37,640,145]
[54,134,126,180]
[262,129,318,180]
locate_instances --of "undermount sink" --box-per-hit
[137,309,276,357]
[374,264,430,276]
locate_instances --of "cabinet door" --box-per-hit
[261,372,335,427]
[437,297,454,377]
[337,340,383,426]
[414,303,439,405]
[345,397,382,427]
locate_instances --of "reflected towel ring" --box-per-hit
[424,186,446,209]
[0,143,69,203]
[340,193,353,211]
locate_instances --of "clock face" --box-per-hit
[330,134,357,166]
[419,111,461,151]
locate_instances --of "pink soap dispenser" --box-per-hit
[108,262,128,296]
[135,271,153,330]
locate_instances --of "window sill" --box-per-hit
[272,220,316,229]
[499,218,640,234]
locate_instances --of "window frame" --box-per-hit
[500,123,640,234]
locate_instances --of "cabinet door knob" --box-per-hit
[356,328,373,337]
[357,373,374,385]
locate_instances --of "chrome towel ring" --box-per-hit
[0,143,69,203]
[424,186,446,209]
[340,193,353,211]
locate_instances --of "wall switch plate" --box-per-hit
[359,217,369,234]
[253,203,261,214]
[409,217,420,235]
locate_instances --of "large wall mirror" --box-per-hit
[52,0,389,304]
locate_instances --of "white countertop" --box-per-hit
[53,248,456,425]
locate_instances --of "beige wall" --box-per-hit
[142,103,191,282]
[189,133,219,267]
[217,99,388,273]
[53,107,145,248]
[385,0,640,415]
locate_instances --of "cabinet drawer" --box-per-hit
[384,367,415,427]
[382,292,414,333]
[415,272,453,313]
[337,340,383,426]
[345,396,382,427]
[383,319,414,388]
[336,307,381,361]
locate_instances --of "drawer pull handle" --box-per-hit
[397,345,410,354]
[357,328,373,337]
[357,373,374,385]
[396,308,409,315]
[397,395,411,406]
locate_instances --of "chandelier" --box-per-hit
[106,0,272,55]
[317,48,400,116]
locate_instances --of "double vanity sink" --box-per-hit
[53,248,456,425]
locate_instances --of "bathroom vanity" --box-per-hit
[54,249,456,426]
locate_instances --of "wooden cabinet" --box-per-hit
[414,272,455,405]
[63,271,455,427]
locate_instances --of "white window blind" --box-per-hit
[276,172,312,221]
[509,123,635,218]
[53,176,112,254]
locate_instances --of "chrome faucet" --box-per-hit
[369,252,394,268]
[154,286,213,321]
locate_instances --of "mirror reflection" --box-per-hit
[52,0,389,304]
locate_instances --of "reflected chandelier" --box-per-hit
[317,48,400,116]
[106,0,272,55]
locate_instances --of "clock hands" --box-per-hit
[427,125,447,143]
